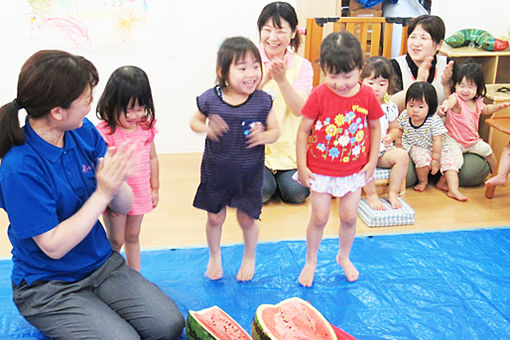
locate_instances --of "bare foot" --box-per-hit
[447,190,468,202]
[236,256,255,281]
[336,254,359,282]
[414,181,427,192]
[485,175,507,187]
[205,255,223,280]
[366,194,386,210]
[436,176,448,192]
[298,261,317,287]
[388,192,402,209]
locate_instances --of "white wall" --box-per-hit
[0,1,506,154]
[0,0,295,154]
[432,0,509,38]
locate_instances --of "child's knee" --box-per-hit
[110,239,123,251]
[310,211,329,228]
[207,214,225,228]
[124,231,140,244]
[236,211,256,229]
[339,213,357,227]
[396,148,410,165]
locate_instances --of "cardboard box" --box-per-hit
[350,8,383,17]
[349,0,382,12]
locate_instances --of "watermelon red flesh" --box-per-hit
[188,306,252,340]
[253,298,337,340]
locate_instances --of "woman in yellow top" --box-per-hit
[257,1,313,203]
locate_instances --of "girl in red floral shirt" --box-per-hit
[296,31,383,286]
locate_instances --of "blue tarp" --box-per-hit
[356,0,385,9]
[1,228,510,339]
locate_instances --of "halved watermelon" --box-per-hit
[252,297,338,340]
[186,305,252,340]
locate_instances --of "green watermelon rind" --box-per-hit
[252,297,338,340]
[186,308,217,340]
[186,305,252,340]
[252,318,271,340]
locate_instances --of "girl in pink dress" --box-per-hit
[438,61,510,200]
[96,66,158,271]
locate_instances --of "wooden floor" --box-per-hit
[1,153,510,257]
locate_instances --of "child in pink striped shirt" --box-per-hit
[96,66,159,271]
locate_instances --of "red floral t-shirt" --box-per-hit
[301,83,383,177]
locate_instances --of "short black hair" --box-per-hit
[408,15,445,44]
[96,65,155,133]
[257,1,300,51]
[216,36,262,89]
[452,61,486,100]
[405,81,438,117]
[320,31,362,75]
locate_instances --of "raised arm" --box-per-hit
[438,93,459,116]
[391,56,435,112]
[482,101,510,115]
[33,141,135,259]
[268,59,312,116]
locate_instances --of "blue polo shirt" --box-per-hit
[0,118,112,285]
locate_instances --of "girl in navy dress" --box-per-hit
[190,37,279,281]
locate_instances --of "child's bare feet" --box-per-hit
[298,261,317,287]
[485,175,507,187]
[366,194,386,210]
[436,176,448,192]
[414,181,428,192]
[387,192,402,209]
[236,255,255,281]
[447,190,468,202]
[205,255,223,280]
[336,254,359,282]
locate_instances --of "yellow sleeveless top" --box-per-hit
[263,53,305,171]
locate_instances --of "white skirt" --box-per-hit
[293,171,371,198]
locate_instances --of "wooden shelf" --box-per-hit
[439,45,510,84]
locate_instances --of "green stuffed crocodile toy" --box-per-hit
[445,28,509,51]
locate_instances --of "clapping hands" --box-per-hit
[206,114,229,142]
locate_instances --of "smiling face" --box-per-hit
[260,18,296,60]
[407,24,442,65]
[362,75,389,103]
[224,52,262,97]
[406,98,429,125]
[324,67,361,97]
[455,77,478,102]
[118,98,146,131]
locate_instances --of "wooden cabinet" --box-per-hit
[439,45,510,84]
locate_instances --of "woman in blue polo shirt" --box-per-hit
[0,50,184,339]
